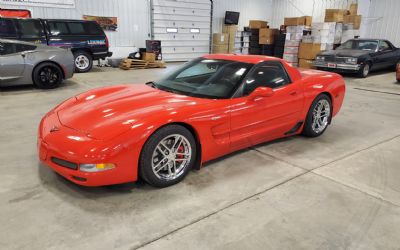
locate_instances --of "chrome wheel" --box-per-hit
[151,134,192,181]
[312,99,331,134]
[363,64,370,77]
[75,55,90,70]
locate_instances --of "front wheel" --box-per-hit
[73,51,93,73]
[357,63,370,78]
[139,125,197,188]
[302,94,332,137]
[32,63,63,89]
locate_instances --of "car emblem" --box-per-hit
[50,126,60,133]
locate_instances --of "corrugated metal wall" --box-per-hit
[213,0,273,32]
[0,0,151,57]
[365,0,400,47]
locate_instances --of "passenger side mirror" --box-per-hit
[249,87,274,99]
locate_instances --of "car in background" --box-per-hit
[315,39,400,78]
[0,17,112,73]
[0,39,74,89]
[38,54,345,187]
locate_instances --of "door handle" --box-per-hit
[289,90,297,96]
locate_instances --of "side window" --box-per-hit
[15,19,44,39]
[67,22,85,34]
[15,44,36,53]
[379,41,391,51]
[0,19,17,38]
[48,21,69,36]
[243,62,291,96]
[84,22,103,35]
[0,42,16,55]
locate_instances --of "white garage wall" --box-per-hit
[364,0,400,47]
[0,0,151,58]
[212,0,273,32]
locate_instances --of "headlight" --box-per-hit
[80,163,115,172]
[345,57,358,64]
[316,56,325,61]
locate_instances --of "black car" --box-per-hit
[314,39,400,78]
[0,18,112,72]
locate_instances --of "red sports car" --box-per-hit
[38,54,345,187]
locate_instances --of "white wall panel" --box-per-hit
[0,0,151,57]
[212,0,273,32]
[364,0,400,47]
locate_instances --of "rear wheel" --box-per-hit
[73,51,93,73]
[139,125,197,188]
[357,63,370,78]
[32,63,63,89]
[302,94,332,137]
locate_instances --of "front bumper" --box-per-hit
[314,61,361,72]
[38,112,137,186]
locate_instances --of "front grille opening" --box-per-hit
[51,157,78,170]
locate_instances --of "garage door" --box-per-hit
[151,0,212,61]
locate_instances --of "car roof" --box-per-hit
[203,54,286,64]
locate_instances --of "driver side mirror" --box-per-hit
[249,87,274,99]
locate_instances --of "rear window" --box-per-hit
[84,22,103,35]
[67,22,85,34]
[0,19,17,37]
[15,19,44,39]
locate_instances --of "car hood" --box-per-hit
[57,84,210,140]
[320,49,371,57]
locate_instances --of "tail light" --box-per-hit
[105,36,109,48]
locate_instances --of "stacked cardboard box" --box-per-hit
[241,31,251,54]
[222,24,238,53]
[259,28,278,45]
[274,33,286,58]
[283,40,300,67]
[298,43,321,69]
[284,16,312,26]
[324,9,349,22]
[344,14,361,29]
[247,20,268,55]
[212,33,228,54]
[311,22,336,51]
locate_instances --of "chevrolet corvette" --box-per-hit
[38,54,345,187]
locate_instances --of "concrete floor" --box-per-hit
[1,65,400,250]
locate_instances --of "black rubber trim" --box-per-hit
[285,121,304,135]
[51,157,78,170]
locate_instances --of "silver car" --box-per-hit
[0,39,74,89]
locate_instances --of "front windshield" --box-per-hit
[153,58,253,99]
[338,40,378,51]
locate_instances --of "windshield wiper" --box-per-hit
[146,81,158,89]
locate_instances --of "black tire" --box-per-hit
[73,50,93,73]
[302,94,332,138]
[32,62,63,89]
[357,62,370,78]
[139,125,197,188]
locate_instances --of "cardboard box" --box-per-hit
[299,59,315,69]
[213,33,228,45]
[249,20,268,29]
[222,25,238,35]
[284,16,312,26]
[320,43,334,51]
[349,3,358,15]
[344,15,361,29]
[259,28,278,44]
[312,22,336,32]
[298,43,321,60]
[325,9,349,22]
[143,52,155,62]
[283,53,298,63]
[212,44,228,54]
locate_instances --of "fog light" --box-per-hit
[80,163,115,172]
